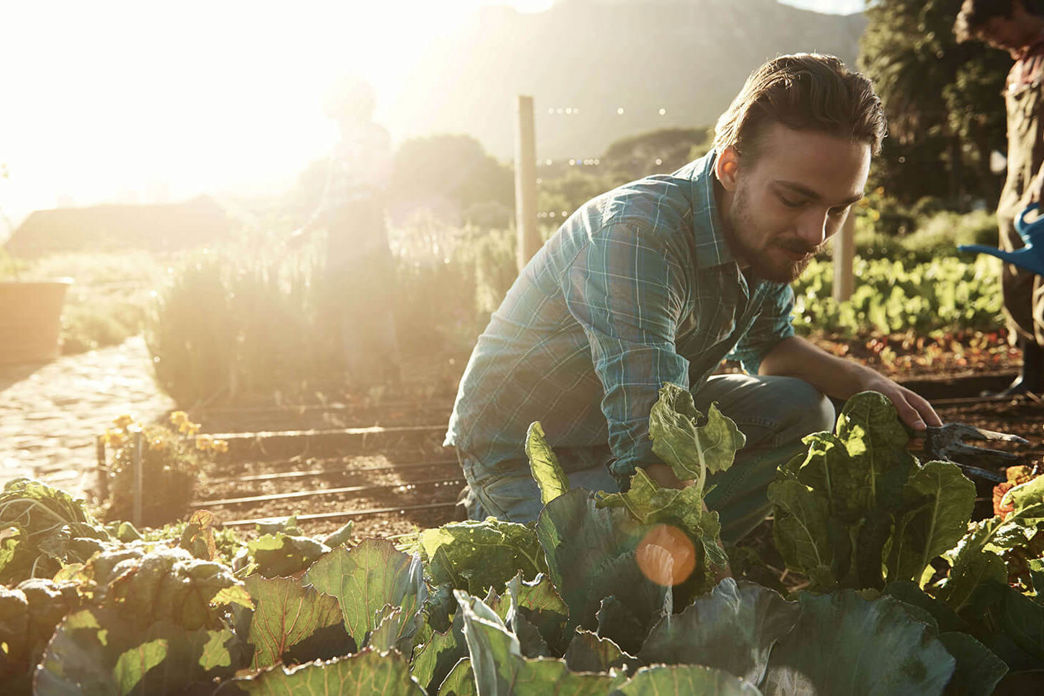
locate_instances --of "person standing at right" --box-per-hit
[956,0,1044,394]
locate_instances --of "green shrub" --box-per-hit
[146,249,324,406]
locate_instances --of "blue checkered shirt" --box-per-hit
[445,152,795,479]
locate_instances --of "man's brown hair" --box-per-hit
[954,0,1015,42]
[713,53,887,162]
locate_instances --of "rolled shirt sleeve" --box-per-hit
[562,222,690,479]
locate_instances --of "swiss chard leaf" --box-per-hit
[420,519,548,596]
[525,421,570,506]
[215,648,426,695]
[455,591,619,695]
[638,578,799,686]
[610,664,762,695]
[770,392,975,592]
[648,384,745,494]
[888,461,976,585]
[242,575,348,669]
[36,607,246,696]
[763,591,956,695]
[303,539,426,650]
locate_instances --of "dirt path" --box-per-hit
[0,336,174,497]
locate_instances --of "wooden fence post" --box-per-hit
[132,428,144,527]
[515,95,539,272]
[833,212,856,303]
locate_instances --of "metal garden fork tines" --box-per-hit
[911,423,1030,482]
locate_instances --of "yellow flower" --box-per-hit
[178,420,201,436]
[113,414,135,430]
[195,435,213,451]
[169,411,189,426]
[212,439,228,454]
[103,429,126,448]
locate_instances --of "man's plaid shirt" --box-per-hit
[445,152,796,479]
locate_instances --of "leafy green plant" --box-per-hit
[768,391,975,592]
[6,388,1044,694]
[792,256,1003,338]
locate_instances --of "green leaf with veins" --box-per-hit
[525,421,570,505]
[648,384,744,496]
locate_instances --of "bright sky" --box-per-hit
[0,0,857,231]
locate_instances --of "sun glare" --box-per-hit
[0,0,551,228]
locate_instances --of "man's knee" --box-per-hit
[744,376,835,448]
[784,378,836,438]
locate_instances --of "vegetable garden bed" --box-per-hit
[4,387,1044,694]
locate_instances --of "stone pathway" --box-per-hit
[0,336,175,498]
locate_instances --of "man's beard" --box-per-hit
[726,185,820,283]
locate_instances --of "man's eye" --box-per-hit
[828,205,849,216]
[780,196,804,208]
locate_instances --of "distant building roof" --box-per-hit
[3,195,232,258]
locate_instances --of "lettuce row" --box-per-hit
[3,388,1041,693]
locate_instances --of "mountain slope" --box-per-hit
[385,0,865,160]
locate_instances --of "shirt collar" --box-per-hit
[1014,27,1044,61]
[686,150,737,269]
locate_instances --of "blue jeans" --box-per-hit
[456,374,835,543]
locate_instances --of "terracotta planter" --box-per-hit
[0,279,73,365]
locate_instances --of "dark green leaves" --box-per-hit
[246,533,328,579]
[611,665,762,695]
[639,579,798,685]
[0,478,111,584]
[455,591,619,695]
[763,591,956,696]
[535,488,668,651]
[36,607,246,696]
[769,392,975,591]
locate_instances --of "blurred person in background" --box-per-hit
[955,0,1044,395]
[446,53,941,542]
[291,75,401,395]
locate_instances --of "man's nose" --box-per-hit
[796,209,830,247]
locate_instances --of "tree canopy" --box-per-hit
[859,0,1011,207]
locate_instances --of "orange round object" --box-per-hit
[635,524,697,586]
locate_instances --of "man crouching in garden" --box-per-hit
[445,53,942,543]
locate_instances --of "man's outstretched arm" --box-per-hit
[757,335,942,431]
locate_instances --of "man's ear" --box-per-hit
[715,146,740,191]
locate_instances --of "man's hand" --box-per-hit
[759,336,942,432]
[856,374,942,431]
